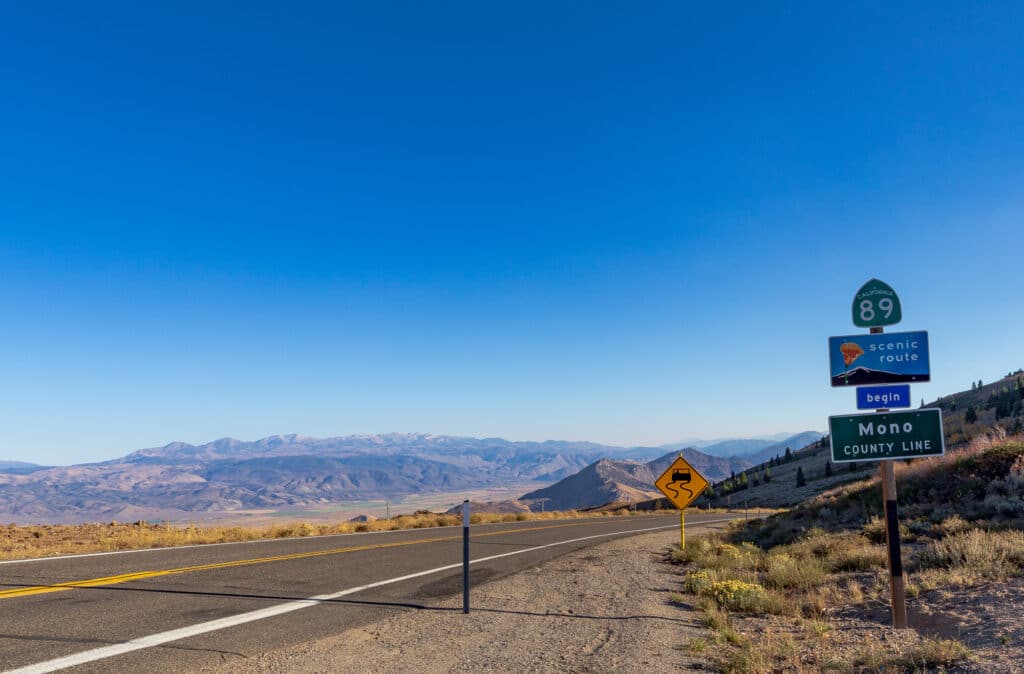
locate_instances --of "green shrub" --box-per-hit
[709,579,767,612]
[683,569,715,595]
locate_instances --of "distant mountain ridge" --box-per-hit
[660,432,823,460]
[0,433,667,524]
[0,461,48,475]
[0,431,822,524]
[693,438,775,458]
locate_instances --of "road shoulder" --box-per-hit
[208,527,714,673]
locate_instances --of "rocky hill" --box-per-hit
[519,432,820,511]
[520,458,661,510]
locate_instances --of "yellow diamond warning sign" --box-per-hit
[655,456,709,510]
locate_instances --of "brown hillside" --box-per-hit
[699,369,1024,509]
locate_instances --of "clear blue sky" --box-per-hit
[2,2,1022,464]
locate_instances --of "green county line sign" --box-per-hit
[852,279,902,328]
[829,409,944,463]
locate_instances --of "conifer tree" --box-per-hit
[796,466,806,487]
[825,461,833,477]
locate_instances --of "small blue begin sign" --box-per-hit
[856,384,912,410]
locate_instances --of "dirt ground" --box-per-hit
[209,528,716,673]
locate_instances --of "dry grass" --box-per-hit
[666,438,1024,674]
[735,436,1024,551]
[763,553,829,590]
[851,635,971,670]
[0,508,650,561]
[911,528,1024,593]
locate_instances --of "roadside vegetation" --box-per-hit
[667,435,1024,673]
[0,506,653,560]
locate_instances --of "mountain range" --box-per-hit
[659,432,822,460]
[0,431,820,524]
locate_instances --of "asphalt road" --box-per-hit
[0,512,738,673]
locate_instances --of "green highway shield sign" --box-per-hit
[852,279,902,328]
[829,409,944,463]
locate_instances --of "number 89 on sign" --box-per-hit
[852,279,902,328]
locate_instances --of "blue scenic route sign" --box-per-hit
[828,331,930,387]
[857,385,912,410]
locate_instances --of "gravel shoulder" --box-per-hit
[213,526,727,673]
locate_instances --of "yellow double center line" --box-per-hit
[0,519,624,601]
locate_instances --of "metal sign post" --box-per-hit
[462,500,470,614]
[680,509,685,550]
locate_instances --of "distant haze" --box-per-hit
[0,431,820,524]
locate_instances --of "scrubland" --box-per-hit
[668,435,1024,672]
[0,507,647,561]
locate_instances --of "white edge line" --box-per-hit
[0,513,695,565]
[4,519,735,674]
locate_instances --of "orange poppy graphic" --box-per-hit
[839,341,865,384]
[840,342,864,367]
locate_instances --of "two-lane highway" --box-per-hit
[0,512,737,672]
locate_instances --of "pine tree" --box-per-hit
[825,461,833,477]
[784,447,793,462]
[796,466,806,487]
[764,466,771,482]
[965,406,977,424]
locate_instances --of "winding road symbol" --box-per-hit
[665,469,694,501]
[655,458,708,509]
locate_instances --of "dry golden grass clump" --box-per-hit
[0,506,649,561]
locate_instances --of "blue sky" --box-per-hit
[2,2,1022,464]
